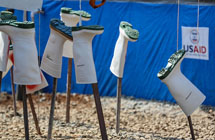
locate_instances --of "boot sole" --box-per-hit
[50,25,73,41]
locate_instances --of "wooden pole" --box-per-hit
[21,85,29,140]
[187,116,196,140]
[116,78,122,134]
[16,84,23,101]
[47,78,58,140]
[27,94,41,135]
[91,83,108,140]
[10,67,17,115]
[66,58,72,123]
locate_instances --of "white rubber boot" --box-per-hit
[157,50,206,116]
[0,22,41,85]
[41,19,73,78]
[2,47,48,94]
[72,26,104,84]
[60,8,91,58]
[110,21,139,78]
[0,32,10,72]
[41,29,66,78]
[0,11,16,72]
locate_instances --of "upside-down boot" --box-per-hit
[0,20,41,85]
[72,25,108,140]
[72,25,104,83]
[40,19,73,140]
[0,11,48,93]
[60,7,91,58]
[2,45,48,94]
[110,21,139,78]
[0,32,10,72]
[0,11,16,72]
[157,49,206,116]
[0,17,42,140]
[41,19,73,78]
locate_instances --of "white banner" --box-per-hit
[0,0,43,11]
[182,26,209,60]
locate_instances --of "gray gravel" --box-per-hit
[0,92,214,140]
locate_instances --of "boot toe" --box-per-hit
[157,50,186,80]
[120,21,139,41]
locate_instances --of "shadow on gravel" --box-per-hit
[200,105,215,112]
[153,135,185,140]
[54,135,75,139]
[200,105,215,119]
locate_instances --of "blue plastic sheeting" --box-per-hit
[1,1,215,106]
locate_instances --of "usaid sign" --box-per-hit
[182,26,209,60]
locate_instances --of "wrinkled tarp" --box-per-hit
[1,0,215,106]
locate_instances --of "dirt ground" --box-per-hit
[0,92,214,140]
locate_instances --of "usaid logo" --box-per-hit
[182,26,209,60]
[190,29,199,44]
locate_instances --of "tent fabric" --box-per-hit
[1,1,215,106]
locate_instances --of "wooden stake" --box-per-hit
[66,58,72,123]
[188,116,196,140]
[116,78,122,134]
[28,94,41,135]
[10,67,17,116]
[21,85,29,140]
[16,83,23,101]
[47,78,58,140]
[91,83,108,140]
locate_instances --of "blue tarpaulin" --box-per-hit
[1,1,215,106]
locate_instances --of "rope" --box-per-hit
[176,0,180,51]
[197,0,200,48]
[39,11,41,64]
[79,0,82,26]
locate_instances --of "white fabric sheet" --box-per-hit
[0,0,43,11]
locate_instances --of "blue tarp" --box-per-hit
[1,1,215,106]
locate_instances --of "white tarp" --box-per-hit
[0,0,43,11]
[182,26,209,60]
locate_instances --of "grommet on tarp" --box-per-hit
[89,0,106,9]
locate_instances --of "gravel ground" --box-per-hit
[0,92,214,140]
